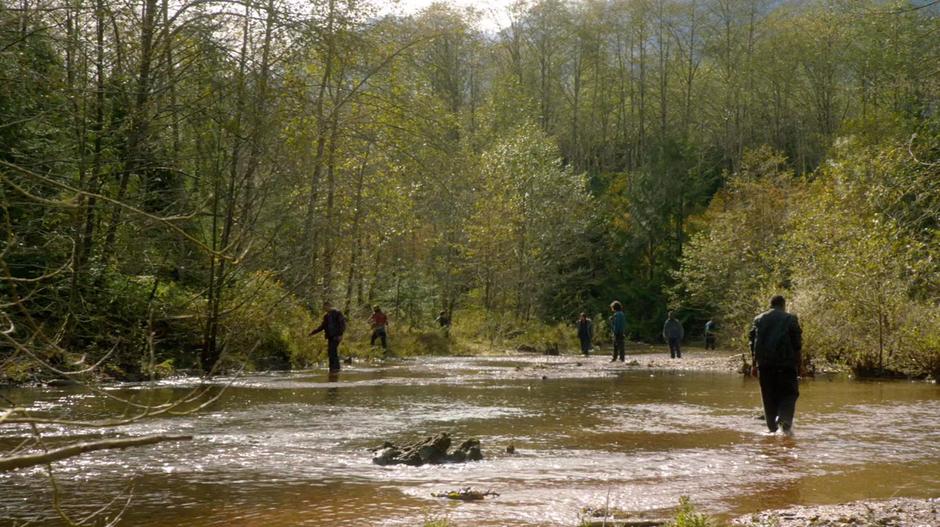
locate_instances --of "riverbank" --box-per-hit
[497,344,749,374]
[576,497,940,527]
[732,497,940,527]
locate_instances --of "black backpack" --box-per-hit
[326,310,347,337]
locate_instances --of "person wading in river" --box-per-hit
[608,301,626,362]
[369,305,389,351]
[662,311,684,359]
[749,295,803,436]
[577,312,593,356]
[310,301,347,372]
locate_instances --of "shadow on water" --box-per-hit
[1,355,938,526]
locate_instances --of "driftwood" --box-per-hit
[0,434,194,472]
[432,487,500,501]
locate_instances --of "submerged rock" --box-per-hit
[371,433,483,466]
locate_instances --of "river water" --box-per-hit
[2,354,939,526]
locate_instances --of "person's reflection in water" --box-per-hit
[747,434,803,511]
[326,371,340,403]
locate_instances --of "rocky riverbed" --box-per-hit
[732,497,940,527]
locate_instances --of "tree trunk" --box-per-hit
[100,0,159,264]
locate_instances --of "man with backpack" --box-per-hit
[749,295,803,436]
[310,301,347,372]
[662,311,684,359]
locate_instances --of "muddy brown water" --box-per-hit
[1,354,938,526]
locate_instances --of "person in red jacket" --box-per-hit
[369,305,388,350]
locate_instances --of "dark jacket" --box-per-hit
[311,309,347,340]
[662,318,684,340]
[577,319,593,340]
[749,307,802,369]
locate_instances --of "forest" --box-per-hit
[1,0,938,380]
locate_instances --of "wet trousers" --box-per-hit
[668,337,682,358]
[705,334,716,350]
[327,337,341,371]
[579,336,592,355]
[371,327,388,349]
[758,366,799,432]
[612,333,625,361]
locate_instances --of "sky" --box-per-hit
[385,0,518,31]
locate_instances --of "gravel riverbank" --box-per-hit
[732,497,940,527]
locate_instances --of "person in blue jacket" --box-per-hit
[608,301,626,362]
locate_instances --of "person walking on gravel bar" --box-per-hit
[704,319,717,350]
[662,311,684,359]
[369,305,389,351]
[749,295,803,436]
[609,301,626,362]
[577,312,594,356]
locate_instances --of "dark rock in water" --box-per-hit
[372,446,403,466]
[432,487,499,501]
[449,438,482,462]
[372,433,483,466]
[46,378,80,387]
[506,443,515,454]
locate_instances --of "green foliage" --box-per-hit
[676,134,940,377]
[463,123,593,320]
[450,305,579,353]
[673,147,795,346]
[788,135,940,377]
[2,0,938,381]
[420,512,454,527]
[219,272,319,371]
[668,496,719,527]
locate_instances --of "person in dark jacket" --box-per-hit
[435,310,451,331]
[749,295,803,436]
[704,319,717,350]
[608,301,626,362]
[577,313,593,356]
[310,301,347,372]
[369,305,388,350]
[662,311,684,359]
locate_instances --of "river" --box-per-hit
[2,354,939,526]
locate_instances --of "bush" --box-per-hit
[668,496,719,527]
[218,271,318,371]
[450,306,579,353]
